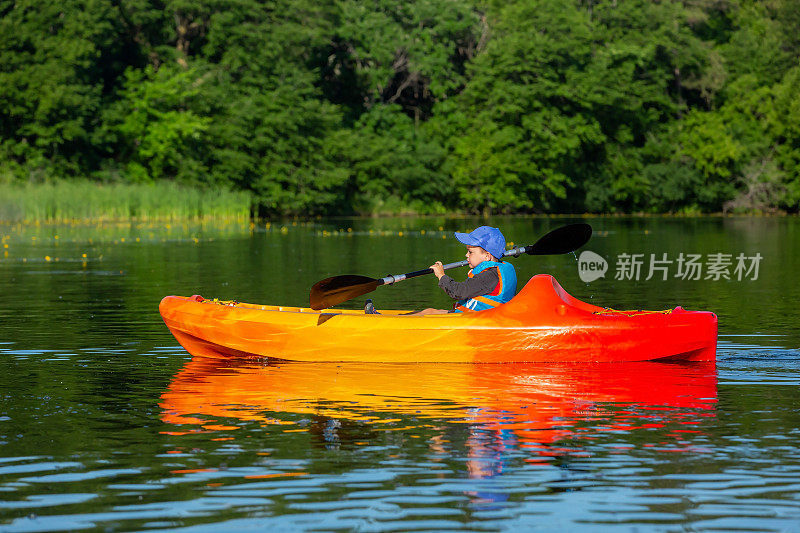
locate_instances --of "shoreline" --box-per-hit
[2,181,795,223]
[2,212,796,225]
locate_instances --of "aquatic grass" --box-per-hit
[0,180,252,222]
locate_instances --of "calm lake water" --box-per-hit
[1,216,799,531]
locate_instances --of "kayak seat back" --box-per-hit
[498,274,604,320]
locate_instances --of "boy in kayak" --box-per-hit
[366,226,517,315]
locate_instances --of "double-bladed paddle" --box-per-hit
[309,223,592,310]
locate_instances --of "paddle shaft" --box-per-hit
[376,246,531,286]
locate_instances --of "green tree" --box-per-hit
[198,0,350,215]
[441,0,719,213]
[0,0,118,178]
[331,105,449,214]
[316,0,480,122]
[677,67,800,213]
[2,0,799,216]
[100,64,211,183]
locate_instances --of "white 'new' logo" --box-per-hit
[578,251,608,283]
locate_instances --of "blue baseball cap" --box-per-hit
[454,226,507,259]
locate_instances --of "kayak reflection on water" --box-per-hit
[161,358,717,498]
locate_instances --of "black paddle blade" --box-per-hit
[310,275,381,310]
[526,223,592,255]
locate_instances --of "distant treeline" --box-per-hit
[1,0,799,216]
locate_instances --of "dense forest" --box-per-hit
[1,0,799,216]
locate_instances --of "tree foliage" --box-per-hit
[1,0,799,214]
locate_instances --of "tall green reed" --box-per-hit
[0,181,251,222]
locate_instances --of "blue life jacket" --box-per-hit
[455,260,517,312]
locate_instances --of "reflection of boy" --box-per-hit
[422,226,518,315]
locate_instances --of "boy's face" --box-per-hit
[465,246,493,268]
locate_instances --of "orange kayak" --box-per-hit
[159,274,717,363]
